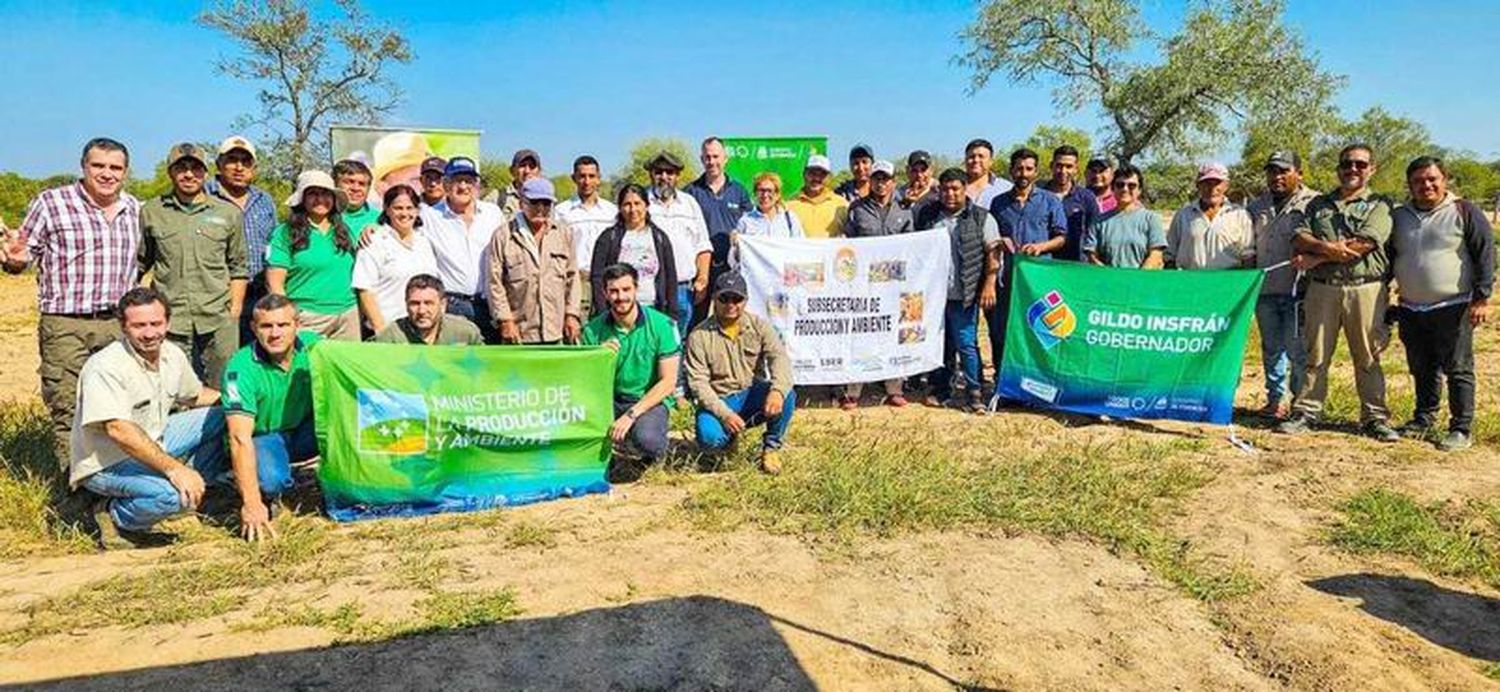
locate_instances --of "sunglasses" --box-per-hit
[716,294,746,304]
[1338,159,1372,171]
[1110,181,1140,190]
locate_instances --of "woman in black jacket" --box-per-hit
[590,184,680,319]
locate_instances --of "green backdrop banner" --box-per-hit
[721,137,827,199]
[998,257,1263,424]
[310,342,613,521]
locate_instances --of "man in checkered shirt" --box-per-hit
[2,137,143,467]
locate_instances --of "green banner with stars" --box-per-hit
[309,342,613,521]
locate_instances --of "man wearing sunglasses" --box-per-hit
[684,272,795,475]
[1279,144,1398,442]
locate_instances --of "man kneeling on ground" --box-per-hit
[71,287,224,549]
[371,274,484,345]
[222,294,322,541]
[685,272,796,474]
[581,263,681,462]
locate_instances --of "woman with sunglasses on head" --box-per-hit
[728,172,805,267]
[1081,164,1167,269]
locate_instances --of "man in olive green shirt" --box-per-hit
[139,142,248,385]
[684,272,795,474]
[372,274,484,345]
[1279,143,1397,441]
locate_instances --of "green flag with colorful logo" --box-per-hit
[999,257,1262,424]
[721,137,827,200]
[309,342,613,521]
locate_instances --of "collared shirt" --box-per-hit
[990,188,1066,252]
[647,188,712,282]
[556,196,618,273]
[897,183,940,220]
[833,179,870,203]
[222,330,322,435]
[1297,189,1394,284]
[734,206,805,239]
[844,197,914,237]
[342,202,383,239]
[18,182,141,315]
[685,312,793,420]
[351,225,440,325]
[485,216,581,343]
[372,314,484,345]
[686,174,751,267]
[419,198,506,296]
[139,192,248,335]
[786,188,848,238]
[1041,181,1101,261]
[69,339,201,487]
[1092,187,1118,214]
[969,174,1014,210]
[207,179,277,279]
[580,305,681,400]
[1247,185,1318,294]
[266,222,357,315]
[1166,201,1255,270]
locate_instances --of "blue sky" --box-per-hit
[1,0,1495,178]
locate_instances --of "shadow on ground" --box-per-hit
[12,595,997,691]
[1307,573,1500,661]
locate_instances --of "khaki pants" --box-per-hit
[1292,281,1390,423]
[38,314,119,469]
[299,307,361,341]
[167,321,240,389]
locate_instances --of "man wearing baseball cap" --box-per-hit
[419,156,508,343]
[1165,162,1255,270]
[834,143,876,202]
[500,149,543,220]
[418,155,447,207]
[898,150,939,219]
[206,136,278,345]
[139,143,248,385]
[484,178,582,344]
[841,159,914,409]
[1084,156,1117,213]
[684,271,796,475]
[786,153,849,238]
[1246,150,1317,419]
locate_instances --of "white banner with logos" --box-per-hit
[738,231,950,385]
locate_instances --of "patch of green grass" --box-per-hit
[235,587,521,642]
[1484,661,1500,681]
[392,547,457,591]
[410,587,522,631]
[504,520,558,550]
[1328,488,1500,584]
[685,430,1254,601]
[235,601,365,636]
[0,399,91,557]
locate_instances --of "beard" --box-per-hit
[653,183,676,201]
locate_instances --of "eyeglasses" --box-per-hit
[754,188,778,195]
[1338,159,1372,171]
[1110,181,1140,190]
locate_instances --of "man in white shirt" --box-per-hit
[1166,163,1255,270]
[556,155,618,286]
[418,156,507,343]
[644,150,712,337]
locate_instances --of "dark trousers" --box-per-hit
[613,397,670,460]
[238,275,267,346]
[1397,303,1476,433]
[445,293,500,345]
[983,278,1013,385]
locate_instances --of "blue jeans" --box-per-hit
[80,407,226,532]
[696,381,796,451]
[933,301,982,401]
[1255,293,1306,405]
[242,418,318,500]
[674,282,696,337]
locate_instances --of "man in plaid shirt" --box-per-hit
[204,136,277,345]
[2,137,142,466]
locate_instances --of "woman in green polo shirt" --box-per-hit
[266,170,360,340]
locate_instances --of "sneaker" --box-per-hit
[883,394,909,408]
[1276,414,1314,435]
[922,394,946,408]
[759,448,783,475]
[965,394,988,414]
[1258,401,1288,420]
[838,396,858,411]
[1398,419,1436,439]
[1437,430,1473,452]
[1364,420,1400,443]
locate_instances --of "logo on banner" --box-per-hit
[357,389,430,455]
[1026,290,1077,349]
[834,247,858,283]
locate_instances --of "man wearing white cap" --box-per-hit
[1165,163,1255,270]
[786,154,848,238]
[484,178,582,344]
[840,160,914,410]
[206,136,278,345]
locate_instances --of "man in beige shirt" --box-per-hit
[71,287,223,547]
[684,272,795,474]
[485,178,582,344]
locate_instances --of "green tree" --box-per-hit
[610,138,699,192]
[198,0,413,177]
[959,0,1343,166]
[1307,107,1432,197]
[1442,153,1500,206]
[1004,125,1093,169]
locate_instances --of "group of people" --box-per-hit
[0,132,1491,548]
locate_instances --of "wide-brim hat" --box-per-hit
[285,170,348,209]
